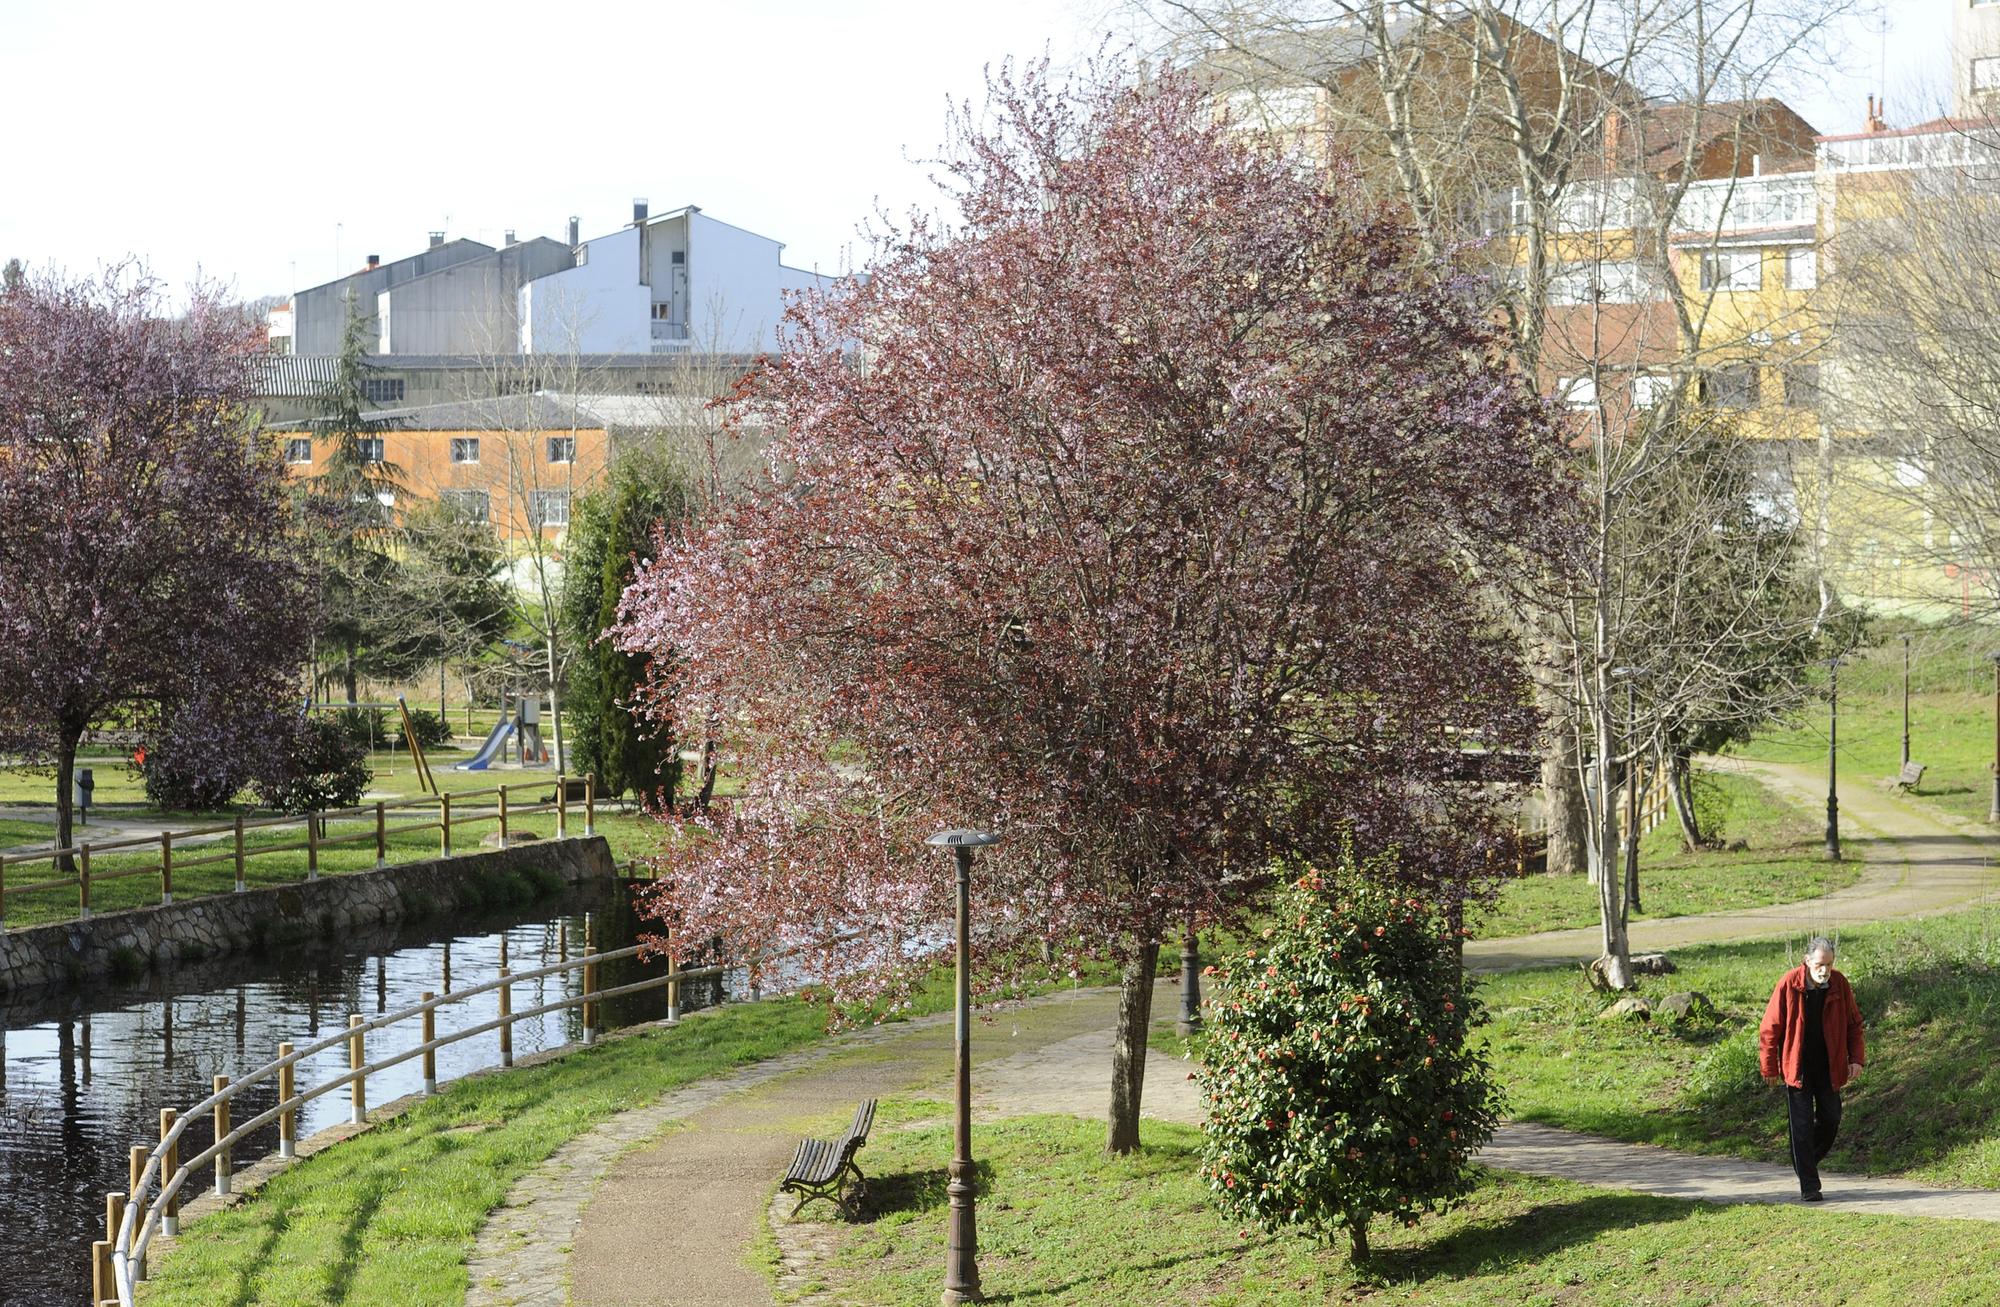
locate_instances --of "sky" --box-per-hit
[0,0,1958,304]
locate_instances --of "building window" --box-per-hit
[1556,376,1598,409]
[1783,363,1821,409]
[284,438,313,464]
[1786,248,1818,290]
[362,378,405,404]
[268,337,293,356]
[1631,374,1673,409]
[440,489,489,523]
[1707,365,1761,408]
[1976,56,2000,91]
[450,436,480,464]
[357,437,385,464]
[1699,249,1762,292]
[652,302,676,319]
[528,489,571,528]
[546,435,576,464]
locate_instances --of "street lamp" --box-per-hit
[1826,657,1843,861]
[926,828,1002,1307]
[1901,634,1913,769]
[1177,925,1203,1037]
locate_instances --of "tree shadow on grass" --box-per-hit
[1361,1191,1696,1286]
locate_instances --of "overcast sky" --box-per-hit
[0,1,1955,304]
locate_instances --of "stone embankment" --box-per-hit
[0,836,616,996]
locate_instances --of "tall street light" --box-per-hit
[1902,633,1913,769]
[927,828,1001,1307]
[1826,657,1843,861]
[1177,926,1203,1037]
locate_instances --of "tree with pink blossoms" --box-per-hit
[0,268,312,856]
[615,62,1573,1151]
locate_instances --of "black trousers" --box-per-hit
[1787,1084,1843,1195]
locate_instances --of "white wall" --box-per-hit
[688,212,830,353]
[519,226,651,354]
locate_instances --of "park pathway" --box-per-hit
[1466,756,2000,972]
[471,764,2000,1306]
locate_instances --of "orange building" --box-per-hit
[273,394,612,540]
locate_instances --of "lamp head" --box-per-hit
[926,830,1003,849]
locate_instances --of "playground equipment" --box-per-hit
[455,694,549,771]
[395,696,438,795]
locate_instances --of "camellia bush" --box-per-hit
[1198,853,1502,1263]
[255,715,373,815]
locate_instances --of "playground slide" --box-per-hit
[455,718,515,771]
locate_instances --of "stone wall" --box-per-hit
[0,836,616,997]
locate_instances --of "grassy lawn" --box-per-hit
[138,998,832,1307]
[1479,902,2000,1188]
[1470,769,1858,939]
[1732,622,2000,827]
[778,1112,2000,1305]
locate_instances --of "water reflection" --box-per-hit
[0,881,712,1305]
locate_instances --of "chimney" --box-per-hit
[366,254,380,271]
[428,231,445,248]
[568,215,580,246]
[504,229,516,245]
[633,197,649,225]
[1603,111,1623,165]
[1866,95,1889,134]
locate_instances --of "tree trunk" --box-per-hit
[1595,701,1634,990]
[1106,941,1159,1154]
[342,640,359,706]
[695,734,719,811]
[1541,723,1588,876]
[1670,748,1704,851]
[1347,1218,1370,1265]
[55,726,80,874]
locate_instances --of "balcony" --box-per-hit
[1674,173,1817,235]
[650,319,690,341]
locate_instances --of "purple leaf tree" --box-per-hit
[0,267,312,857]
[615,62,1573,1151]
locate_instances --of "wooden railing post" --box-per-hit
[127,1143,149,1281]
[159,832,173,905]
[498,967,514,1068]
[159,1109,179,1237]
[557,774,569,840]
[348,1014,366,1125]
[585,773,595,836]
[307,815,319,881]
[92,1238,111,1307]
[666,925,680,1024]
[375,801,387,868]
[79,843,91,920]
[440,792,452,858]
[105,1191,126,1275]
[233,815,246,893]
[421,992,437,1095]
[212,1075,231,1196]
[278,1041,296,1158]
[0,851,7,930]
[498,785,509,845]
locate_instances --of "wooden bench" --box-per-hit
[779,1098,876,1217]
[1894,761,1926,790]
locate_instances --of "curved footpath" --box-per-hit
[458,766,1996,1305]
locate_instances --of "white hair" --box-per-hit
[1805,936,1836,960]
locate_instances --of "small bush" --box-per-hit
[331,706,389,749]
[255,715,373,814]
[1683,1025,1762,1111]
[1197,853,1502,1263]
[140,744,249,812]
[395,708,454,752]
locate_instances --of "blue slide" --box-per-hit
[455,718,515,770]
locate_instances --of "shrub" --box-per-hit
[330,706,388,749]
[1197,854,1503,1263]
[140,740,251,812]
[255,715,373,814]
[395,707,454,752]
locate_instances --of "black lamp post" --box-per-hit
[1901,633,1912,769]
[927,828,1001,1307]
[1826,657,1842,861]
[1177,926,1203,1037]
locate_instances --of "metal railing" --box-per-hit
[96,917,719,1306]
[1,775,597,930]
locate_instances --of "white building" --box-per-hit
[517,202,829,356]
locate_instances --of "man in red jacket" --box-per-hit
[1759,937,1865,1201]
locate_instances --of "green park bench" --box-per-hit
[779,1098,876,1217]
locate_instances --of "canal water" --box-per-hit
[0,881,720,1305]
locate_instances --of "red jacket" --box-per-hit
[1759,965,1865,1091]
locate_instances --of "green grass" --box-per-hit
[1479,901,2000,1188]
[1733,621,2000,827]
[778,1112,2000,1305]
[0,815,55,848]
[1470,770,1859,938]
[139,997,834,1307]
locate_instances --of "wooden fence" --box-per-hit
[0,776,596,930]
[95,914,725,1306]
